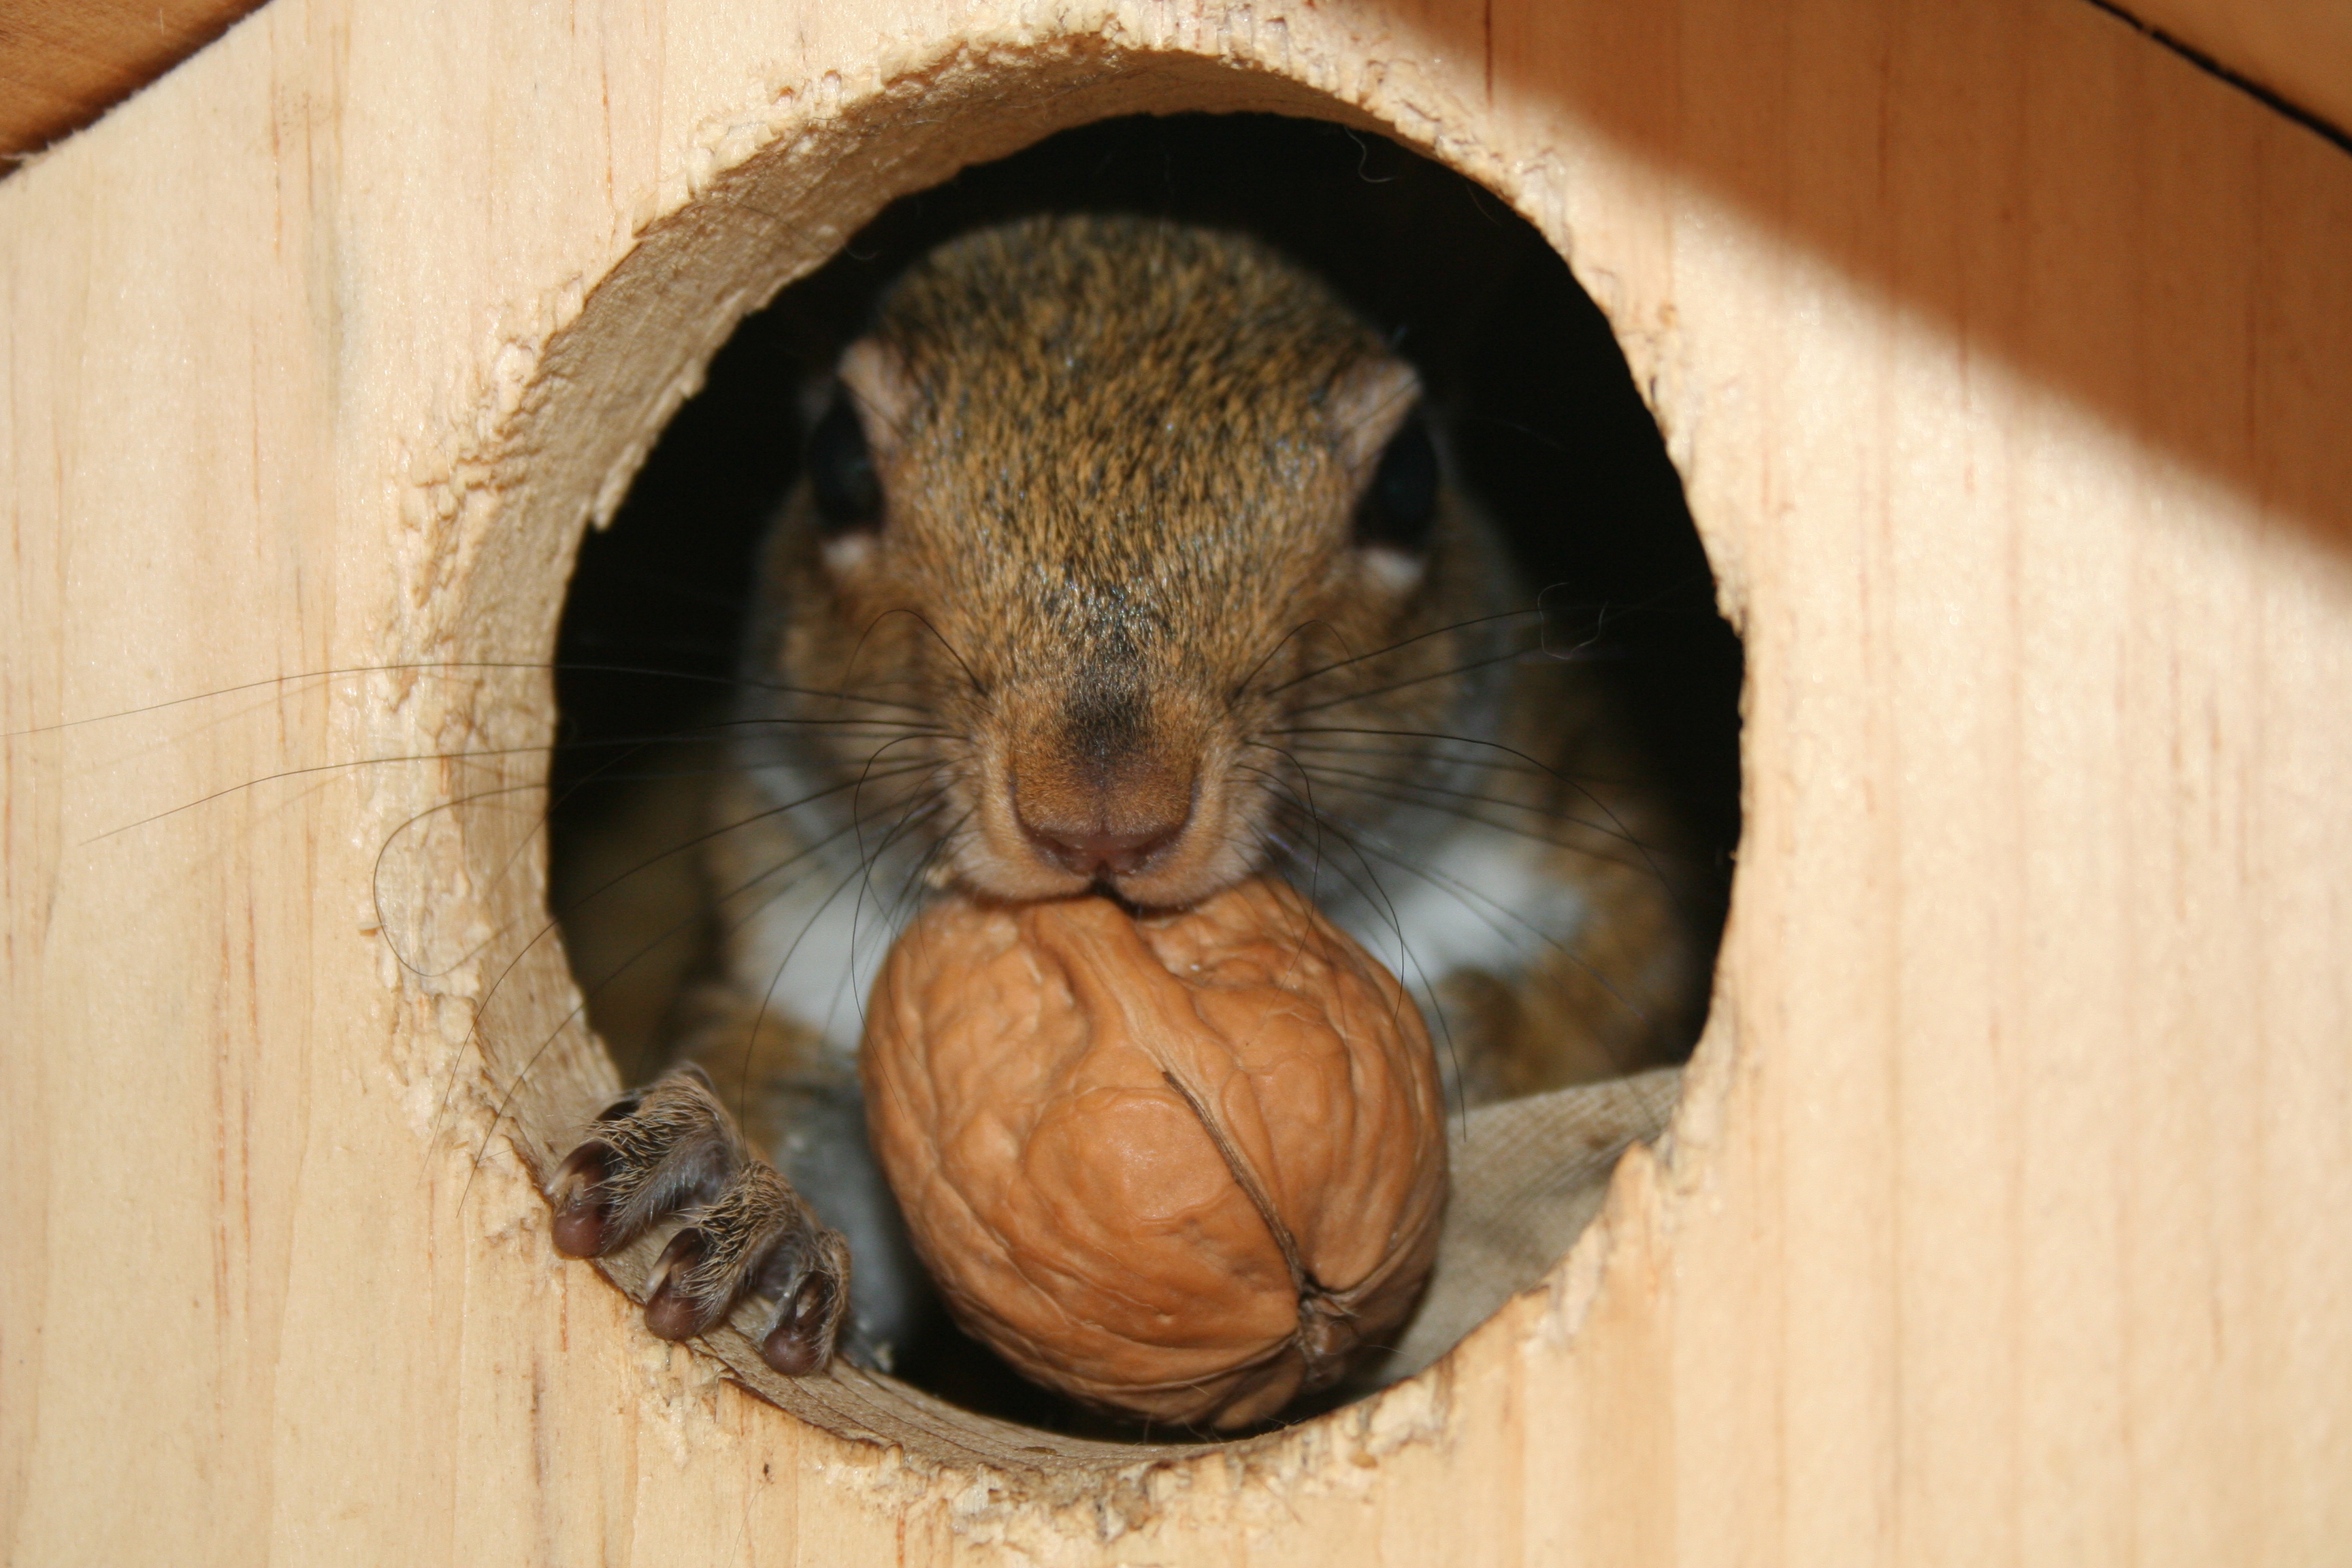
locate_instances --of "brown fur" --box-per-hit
[555,214,1704,1388]
[749,215,1467,909]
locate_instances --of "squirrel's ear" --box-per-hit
[1324,355,1422,482]
[806,391,881,539]
[806,338,915,547]
[1354,410,1439,557]
[1330,355,1439,560]
[835,337,917,458]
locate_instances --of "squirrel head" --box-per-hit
[753,212,1507,908]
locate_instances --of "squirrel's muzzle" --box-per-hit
[1009,755,1195,883]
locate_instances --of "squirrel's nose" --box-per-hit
[1012,761,1192,881]
[1017,811,1187,880]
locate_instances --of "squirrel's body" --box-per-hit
[549,214,1701,1388]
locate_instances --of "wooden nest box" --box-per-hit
[4,0,2348,1562]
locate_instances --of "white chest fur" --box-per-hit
[1325,815,1592,1002]
[736,847,912,1061]
[742,807,1587,1061]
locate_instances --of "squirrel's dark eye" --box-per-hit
[1354,410,1438,554]
[807,394,881,536]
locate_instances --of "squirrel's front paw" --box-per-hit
[547,1067,850,1376]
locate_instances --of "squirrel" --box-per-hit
[543,212,1704,1388]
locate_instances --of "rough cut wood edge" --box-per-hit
[3,0,2348,1562]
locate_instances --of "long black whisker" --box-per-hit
[851,607,985,700]
[7,659,937,740]
[1303,808,1652,1034]
[1238,759,1425,1028]
[1271,760,1667,873]
[843,807,972,1043]
[1228,617,1350,704]
[377,757,931,981]
[392,718,872,979]
[1273,737,1553,780]
[1262,606,1546,698]
[78,742,557,845]
[438,721,937,1078]
[1279,739,1676,796]
[445,780,937,1193]
[1284,640,1541,718]
[448,801,921,1215]
[1247,738,1570,825]
[1273,724,1670,892]
[78,703,944,847]
[732,791,951,1105]
[721,801,950,1122]
[834,737,962,1028]
[1244,788,1468,1127]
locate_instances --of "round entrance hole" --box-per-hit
[485,95,1739,1464]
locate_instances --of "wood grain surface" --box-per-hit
[3,0,2347,1563]
[0,0,268,161]
[2125,0,2352,140]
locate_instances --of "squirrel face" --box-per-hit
[750,214,1507,909]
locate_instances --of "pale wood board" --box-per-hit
[3,0,2348,1563]
[0,0,270,160]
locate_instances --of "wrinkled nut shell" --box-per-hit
[862,877,1446,1428]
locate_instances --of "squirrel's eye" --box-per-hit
[1354,410,1438,554]
[807,394,882,535]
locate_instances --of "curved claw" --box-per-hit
[644,1227,720,1340]
[544,1070,852,1379]
[761,1262,845,1377]
[593,1090,645,1124]
[548,1141,618,1258]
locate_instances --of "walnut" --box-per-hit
[862,877,1446,1428]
